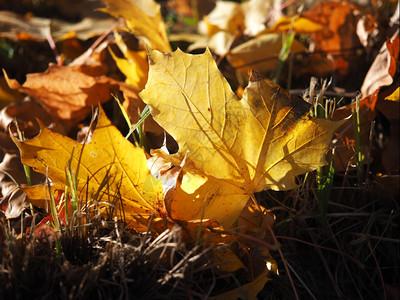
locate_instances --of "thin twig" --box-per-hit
[250,194,300,300]
[367,239,386,300]
[275,235,363,267]
[46,34,62,66]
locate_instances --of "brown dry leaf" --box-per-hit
[227,33,306,77]
[303,0,376,76]
[304,1,372,54]
[0,132,17,155]
[0,187,27,219]
[100,0,171,52]
[0,154,28,218]
[0,98,65,138]
[4,65,119,131]
[140,48,344,228]
[0,153,44,218]
[11,106,164,228]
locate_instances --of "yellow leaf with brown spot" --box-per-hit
[11,106,163,226]
[140,48,344,228]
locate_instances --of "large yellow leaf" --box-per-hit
[11,106,163,222]
[140,48,344,227]
[100,0,171,53]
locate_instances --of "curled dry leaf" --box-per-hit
[11,106,164,228]
[140,48,344,228]
[361,34,399,98]
[0,153,43,219]
[0,97,65,138]
[0,153,28,218]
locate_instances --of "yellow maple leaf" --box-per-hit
[11,106,163,226]
[100,0,171,53]
[140,48,344,227]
